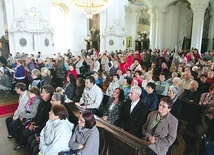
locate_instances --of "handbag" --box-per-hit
[21,118,31,126]
[58,149,81,155]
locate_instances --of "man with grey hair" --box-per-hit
[119,85,149,138]
[180,80,201,103]
[181,66,193,90]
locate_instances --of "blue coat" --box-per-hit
[141,88,159,110]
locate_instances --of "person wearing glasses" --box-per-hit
[142,97,178,155]
[69,110,99,155]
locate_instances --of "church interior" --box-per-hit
[0,0,214,155]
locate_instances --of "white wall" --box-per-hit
[100,0,126,53]
[0,1,6,37]
[163,2,193,50]
[4,0,54,56]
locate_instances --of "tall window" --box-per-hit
[50,4,66,50]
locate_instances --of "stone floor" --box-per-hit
[0,91,28,155]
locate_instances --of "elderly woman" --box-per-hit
[171,77,183,95]
[199,84,214,140]
[102,88,124,125]
[40,67,52,88]
[50,93,78,126]
[29,69,40,89]
[39,105,74,155]
[167,72,178,86]
[69,111,99,155]
[142,97,178,155]
[167,85,182,119]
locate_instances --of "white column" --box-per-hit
[124,4,141,50]
[100,10,107,53]
[155,9,165,50]
[0,1,5,36]
[69,8,87,55]
[101,0,126,52]
[208,0,214,51]
[149,7,156,51]
[188,0,209,54]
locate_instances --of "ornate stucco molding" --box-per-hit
[9,7,54,34]
[103,19,126,37]
[188,0,209,13]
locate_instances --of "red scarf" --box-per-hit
[28,96,36,105]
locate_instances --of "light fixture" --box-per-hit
[69,0,110,18]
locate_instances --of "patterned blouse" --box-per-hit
[103,97,123,125]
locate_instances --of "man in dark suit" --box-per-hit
[119,85,150,138]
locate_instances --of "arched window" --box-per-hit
[50,3,69,51]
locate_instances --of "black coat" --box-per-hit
[32,99,52,133]
[40,75,52,88]
[119,99,149,138]
[64,82,76,100]
[72,85,84,102]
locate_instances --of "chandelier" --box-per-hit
[69,0,110,18]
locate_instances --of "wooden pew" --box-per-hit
[96,117,148,155]
[66,102,148,155]
[97,94,110,117]
[66,102,187,155]
[168,119,188,155]
[180,101,208,155]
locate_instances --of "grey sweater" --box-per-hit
[69,125,99,155]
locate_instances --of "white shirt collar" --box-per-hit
[130,98,140,113]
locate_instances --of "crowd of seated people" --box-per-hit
[1,48,214,154]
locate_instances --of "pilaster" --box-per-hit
[149,7,156,51]
[188,0,209,53]
[155,9,166,50]
[100,0,126,52]
[0,0,5,37]
[208,1,214,51]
